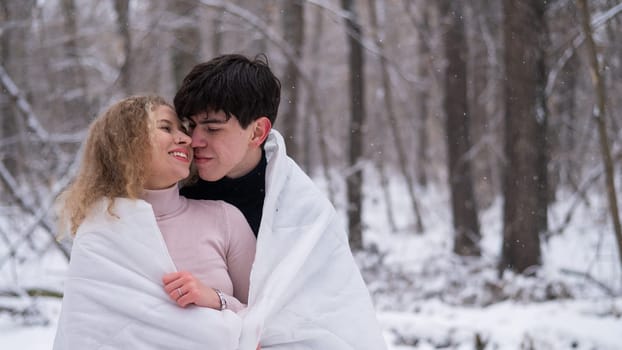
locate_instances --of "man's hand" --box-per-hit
[162,271,221,309]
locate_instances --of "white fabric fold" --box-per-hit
[237,130,387,350]
[53,199,242,350]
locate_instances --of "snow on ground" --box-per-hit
[1,173,622,349]
[0,298,59,349]
[359,177,622,349]
[379,298,622,350]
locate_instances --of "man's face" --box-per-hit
[188,110,257,181]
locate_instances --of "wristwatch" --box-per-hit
[214,289,227,311]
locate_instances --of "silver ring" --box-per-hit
[176,287,183,297]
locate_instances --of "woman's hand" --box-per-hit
[162,271,221,309]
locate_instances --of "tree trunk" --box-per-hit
[113,0,131,95]
[368,0,424,233]
[302,8,336,205]
[499,0,546,275]
[61,0,89,124]
[375,156,398,233]
[280,0,304,162]
[240,0,274,54]
[302,6,324,173]
[169,1,201,91]
[415,13,430,188]
[552,54,579,190]
[0,1,33,183]
[577,0,622,270]
[403,0,432,188]
[341,0,365,250]
[212,8,223,55]
[535,23,550,237]
[439,0,481,256]
[476,0,505,206]
[465,1,496,209]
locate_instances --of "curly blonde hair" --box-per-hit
[58,95,171,235]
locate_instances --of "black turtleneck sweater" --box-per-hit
[180,152,266,237]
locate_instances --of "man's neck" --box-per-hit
[227,147,263,179]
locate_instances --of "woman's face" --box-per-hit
[144,105,193,190]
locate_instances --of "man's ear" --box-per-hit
[250,117,272,147]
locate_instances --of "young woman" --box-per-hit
[53,95,256,349]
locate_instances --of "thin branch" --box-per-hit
[0,161,71,260]
[193,0,422,86]
[578,0,622,271]
[0,62,74,175]
[560,268,618,297]
[0,287,63,298]
[306,0,423,86]
[546,2,622,96]
[0,130,87,148]
[547,168,603,237]
[0,64,50,141]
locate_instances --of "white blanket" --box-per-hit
[54,130,386,350]
[238,130,387,349]
[53,199,242,350]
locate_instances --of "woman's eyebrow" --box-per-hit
[157,119,173,125]
[158,119,186,130]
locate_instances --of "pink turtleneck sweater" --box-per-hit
[141,185,256,312]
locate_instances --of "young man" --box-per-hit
[174,54,387,350]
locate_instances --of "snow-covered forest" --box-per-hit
[1,0,622,349]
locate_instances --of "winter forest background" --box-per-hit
[1,0,622,349]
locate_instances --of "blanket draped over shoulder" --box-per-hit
[238,130,387,350]
[54,130,386,350]
[53,199,242,350]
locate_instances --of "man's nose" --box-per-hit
[190,128,206,147]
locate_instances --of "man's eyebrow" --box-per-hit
[194,115,227,124]
[204,118,227,124]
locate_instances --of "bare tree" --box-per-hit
[60,0,90,121]
[402,0,434,188]
[499,0,547,274]
[368,0,424,233]
[280,0,304,162]
[414,6,431,189]
[577,0,622,270]
[113,0,131,94]
[551,53,580,190]
[0,64,73,260]
[464,0,503,209]
[439,0,481,256]
[302,5,323,173]
[211,7,224,55]
[0,0,34,180]
[300,6,337,205]
[341,0,365,250]
[245,0,274,54]
[168,0,201,89]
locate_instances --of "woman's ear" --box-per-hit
[250,117,272,147]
